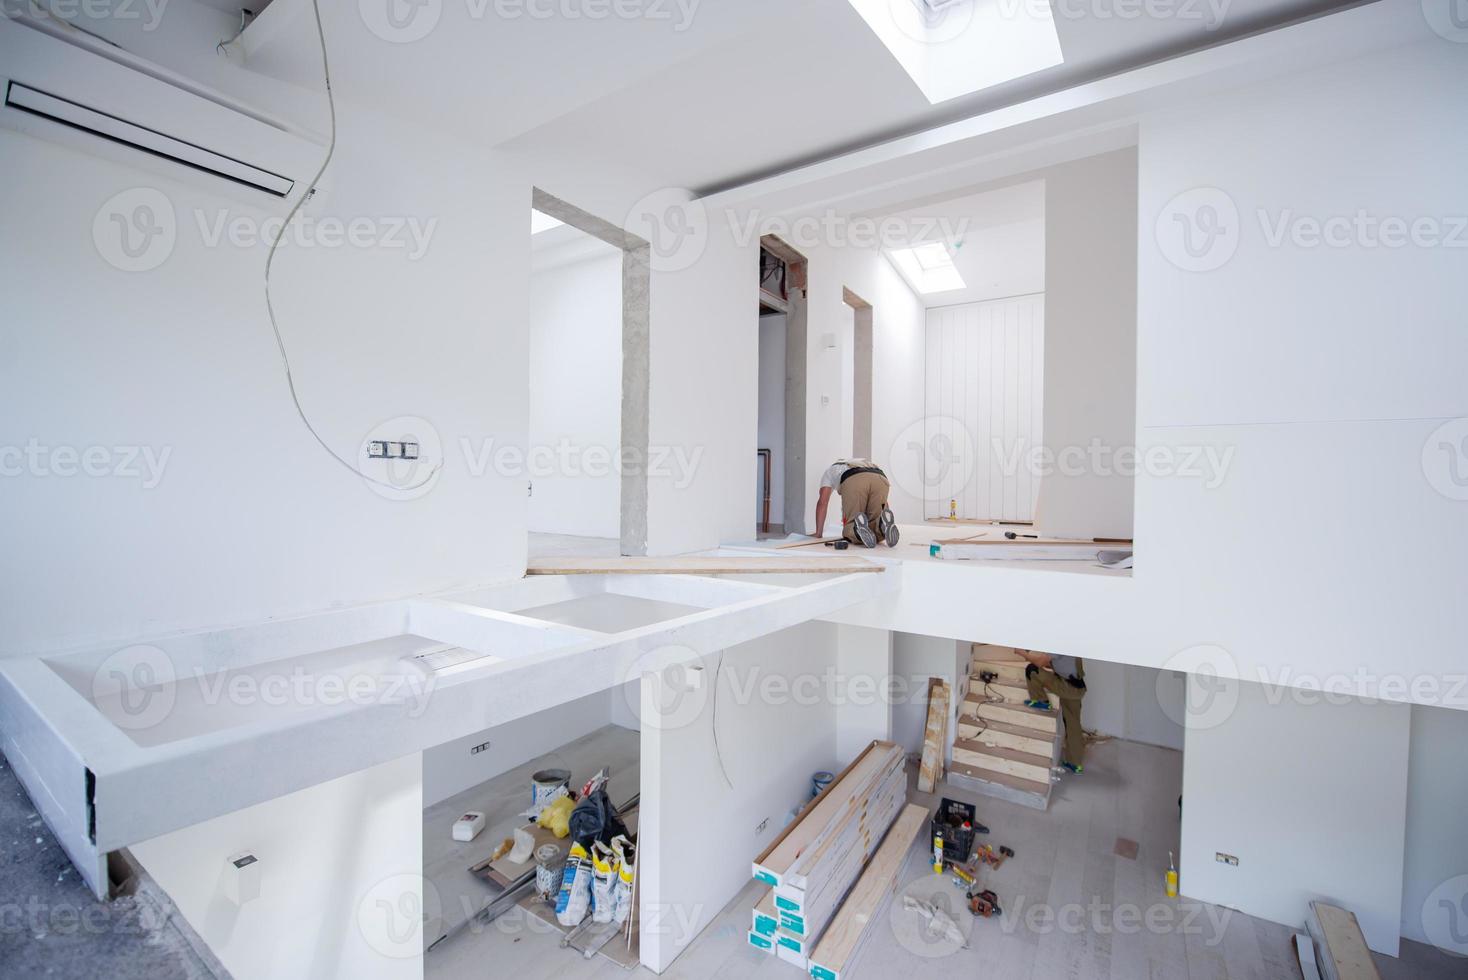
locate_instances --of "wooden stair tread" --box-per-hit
[952,739,1052,769]
[947,761,1051,796]
[965,693,1056,714]
[957,716,1054,739]
[970,643,1026,664]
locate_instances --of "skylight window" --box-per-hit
[888,243,966,294]
[845,0,1063,104]
[530,209,563,234]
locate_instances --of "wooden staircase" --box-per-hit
[947,644,1060,810]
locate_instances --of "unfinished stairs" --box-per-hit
[947,644,1061,810]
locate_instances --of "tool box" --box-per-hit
[931,798,979,863]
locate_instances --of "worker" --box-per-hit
[813,458,899,548]
[1018,649,1087,774]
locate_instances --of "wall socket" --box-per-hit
[1215,852,1240,866]
[367,440,420,460]
[469,741,492,755]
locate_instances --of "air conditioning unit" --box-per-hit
[0,15,321,199]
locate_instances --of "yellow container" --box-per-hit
[1165,853,1179,898]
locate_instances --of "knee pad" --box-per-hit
[1024,663,1039,679]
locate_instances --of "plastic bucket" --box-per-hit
[532,768,572,808]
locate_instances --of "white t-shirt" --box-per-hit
[820,459,877,490]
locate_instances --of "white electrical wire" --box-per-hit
[263,0,440,493]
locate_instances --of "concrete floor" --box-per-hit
[0,752,217,980]
[425,739,1463,980]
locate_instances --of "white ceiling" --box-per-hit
[87,0,1360,196]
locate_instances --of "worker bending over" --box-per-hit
[813,458,899,548]
[1018,649,1087,774]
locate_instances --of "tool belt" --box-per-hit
[839,465,886,485]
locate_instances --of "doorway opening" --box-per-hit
[527,188,651,557]
[756,235,807,537]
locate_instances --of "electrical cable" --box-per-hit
[709,653,734,791]
[262,0,440,493]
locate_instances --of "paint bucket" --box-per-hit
[535,843,566,902]
[811,771,835,798]
[531,768,571,808]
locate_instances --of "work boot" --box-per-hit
[878,506,899,547]
[851,513,878,548]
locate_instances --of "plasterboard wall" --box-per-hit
[130,753,422,980]
[528,249,623,539]
[757,314,787,527]
[637,621,847,972]
[1035,147,1138,541]
[1081,660,1185,751]
[1135,34,1468,704]
[0,69,528,655]
[796,238,927,532]
[1399,704,1468,954]
[1179,678,1409,955]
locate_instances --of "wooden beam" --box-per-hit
[917,678,950,793]
[526,556,883,576]
[807,803,928,980]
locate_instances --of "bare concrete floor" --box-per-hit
[0,753,215,980]
[427,739,1462,980]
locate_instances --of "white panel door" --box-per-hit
[923,295,1045,521]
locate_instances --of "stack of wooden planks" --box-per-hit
[916,678,951,793]
[748,741,908,968]
[807,803,928,980]
[1305,902,1382,980]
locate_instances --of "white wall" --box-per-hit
[890,631,964,756]
[1400,704,1468,954]
[1081,660,1185,751]
[131,753,422,980]
[1036,147,1138,541]
[528,248,623,539]
[0,22,529,655]
[638,621,852,972]
[924,295,1046,522]
[1180,678,1410,955]
[756,314,787,527]
[797,238,927,532]
[422,689,614,807]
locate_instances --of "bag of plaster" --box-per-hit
[555,841,593,926]
[590,841,618,923]
[610,835,636,925]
